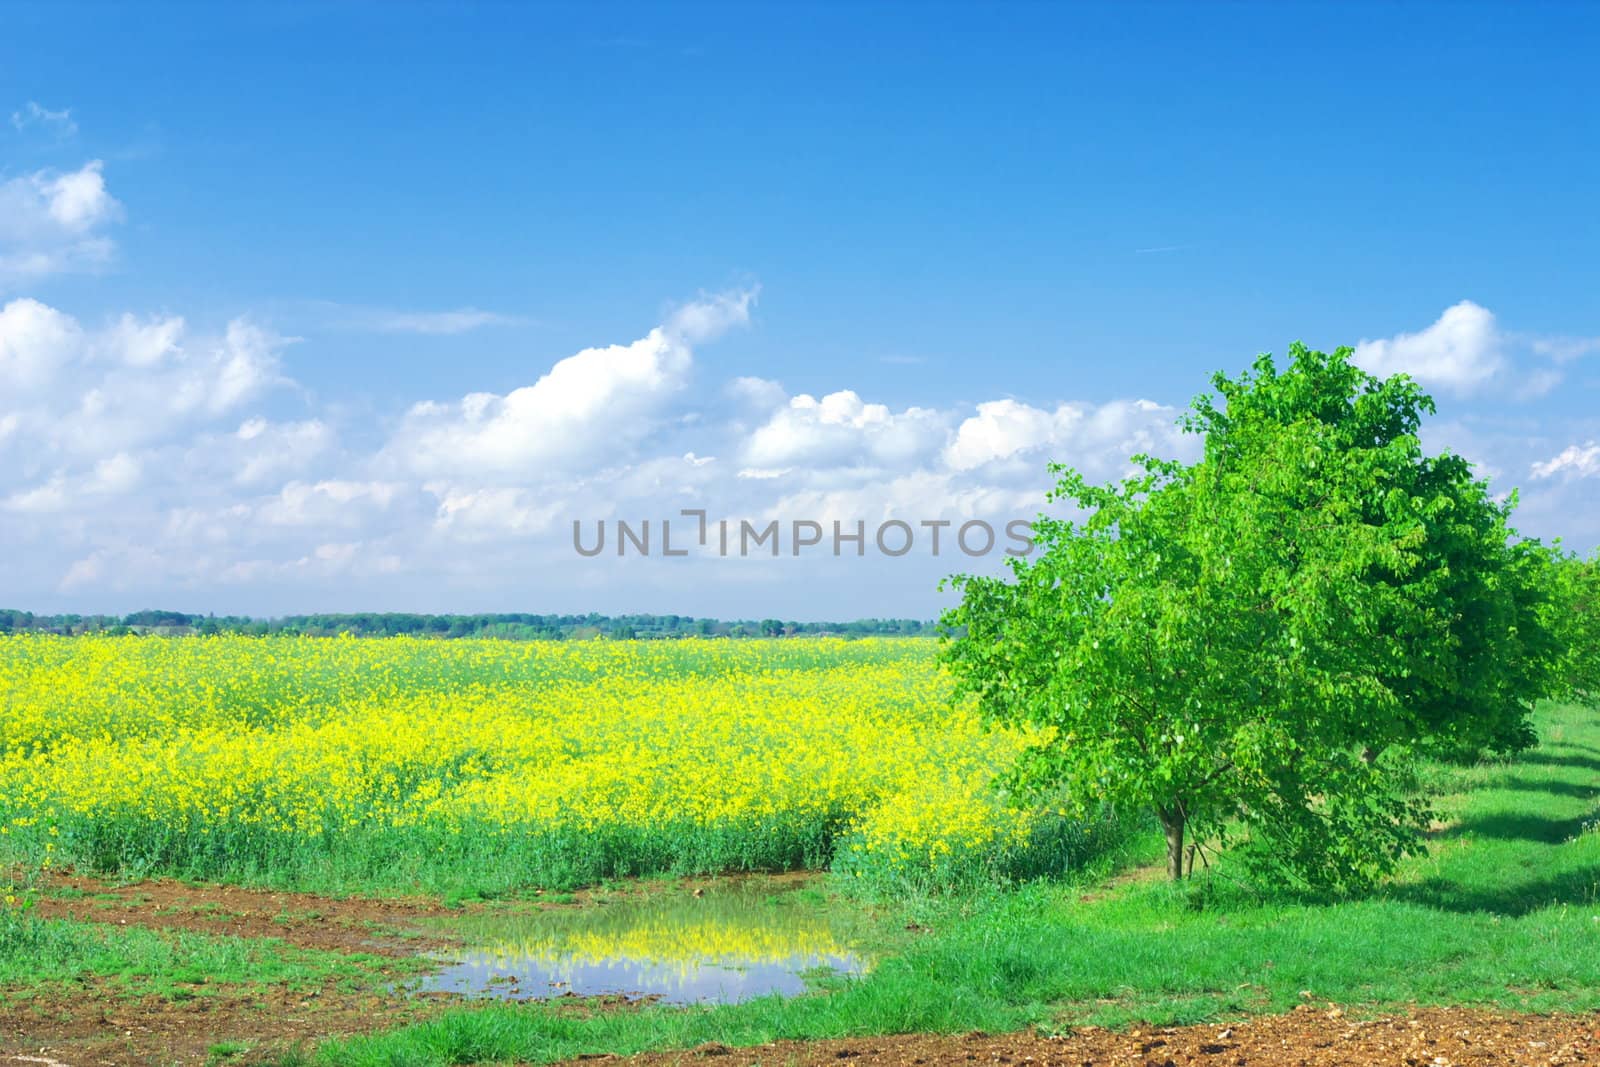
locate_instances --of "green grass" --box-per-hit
[0,916,406,1002]
[293,700,1600,1067]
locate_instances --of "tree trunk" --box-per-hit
[1159,807,1186,881]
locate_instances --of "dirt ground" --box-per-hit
[1,977,450,1066]
[581,1008,1600,1067]
[28,870,463,957]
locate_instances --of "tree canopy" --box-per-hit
[941,344,1560,891]
[1544,548,1600,701]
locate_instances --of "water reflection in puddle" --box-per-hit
[416,879,872,1005]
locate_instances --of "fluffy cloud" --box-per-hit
[944,397,1182,476]
[390,289,755,480]
[57,317,290,458]
[1531,442,1600,481]
[429,486,564,539]
[0,299,297,523]
[1354,301,1504,394]
[256,480,407,528]
[0,297,80,392]
[227,419,335,486]
[0,161,121,282]
[744,390,948,470]
[2,288,1595,615]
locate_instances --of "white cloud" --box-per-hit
[2,288,1594,616]
[99,313,185,367]
[257,480,405,528]
[91,452,142,494]
[10,101,77,139]
[1530,336,1600,364]
[59,317,291,456]
[430,486,563,539]
[944,397,1183,476]
[2,451,142,516]
[0,297,80,393]
[1353,301,1504,394]
[1531,442,1600,481]
[3,478,69,514]
[0,161,121,282]
[727,376,787,411]
[0,300,295,477]
[228,419,334,486]
[744,390,949,469]
[945,399,1064,470]
[339,306,524,335]
[390,288,756,479]
[664,287,758,343]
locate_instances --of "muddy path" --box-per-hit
[29,870,467,957]
[1,976,450,1067]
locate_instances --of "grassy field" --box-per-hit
[1,636,1596,1064]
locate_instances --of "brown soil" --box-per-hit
[29,871,462,957]
[574,1008,1600,1067]
[0,975,452,1066]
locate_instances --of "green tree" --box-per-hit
[1544,548,1600,700]
[942,344,1555,891]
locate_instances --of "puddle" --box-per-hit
[414,878,872,1005]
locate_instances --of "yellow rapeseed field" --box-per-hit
[0,635,1077,892]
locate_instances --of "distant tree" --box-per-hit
[942,345,1556,891]
[1545,548,1600,700]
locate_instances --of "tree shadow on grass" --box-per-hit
[1436,810,1598,844]
[1478,777,1600,801]
[1512,751,1600,775]
[1388,865,1600,916]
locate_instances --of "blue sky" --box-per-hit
[2,3,1597,618]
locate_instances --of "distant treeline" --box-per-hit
[0,609,937,640]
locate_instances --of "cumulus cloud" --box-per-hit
[57,317,292,458]
[0,298,296,511]
[256,480,406,528]
[0,297,80,393]
[99,313,185,367]
[1532,442,1600,481]
[389,288,756,479]
[0,161,122,282]
[1354,301,1504,394]
[744,390,949,470]
[727,376,787,411]
[429,486,564,539]
[944,397,1181,474]
[2,287,1593,615]
[227,419,335,486]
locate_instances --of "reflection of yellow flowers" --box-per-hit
[0,635,1046,882]
[457,904,859,980]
